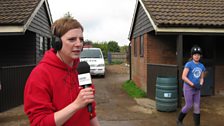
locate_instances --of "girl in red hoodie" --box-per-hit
[24,17,100,126]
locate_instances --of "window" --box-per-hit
[80,49,103,58]
[140,35,144,57]
[39,36,44,55]
[134,38,137,57]
[47,38,51,50]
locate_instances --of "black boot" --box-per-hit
[177,112,186,126]
[193,113,200,126]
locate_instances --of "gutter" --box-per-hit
[0,26,24,35]
[129,42,132,80]
[155,27,224,34]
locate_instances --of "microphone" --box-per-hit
[77,61,92,113]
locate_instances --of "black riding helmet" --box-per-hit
[191,45,202,55]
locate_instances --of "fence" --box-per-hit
[107,52,127,64]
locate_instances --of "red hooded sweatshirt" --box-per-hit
[24,49,96,126]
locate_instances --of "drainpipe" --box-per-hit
[129,42,132,80]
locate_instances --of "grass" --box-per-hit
[122,80,146,98]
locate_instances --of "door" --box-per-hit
[201,67,213,96]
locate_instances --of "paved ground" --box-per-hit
[95,64,224,126]
[0,64,224,126]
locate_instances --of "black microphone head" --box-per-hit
[77,61,90,74]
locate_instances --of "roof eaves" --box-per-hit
[128,0,138,40]
[23,0,45,32]
[156,27,224,34]
[0,26,24,33]
[44,0,53,24]
[139,0,158,32]
[128,0,158,40]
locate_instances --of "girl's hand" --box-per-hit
[194,83,202,90]
[189,83,194,88]
[73,87,95,110]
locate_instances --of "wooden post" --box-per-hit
[177,34,183,108]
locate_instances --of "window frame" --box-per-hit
[140,35,144,57]
[134,37,137,57]
[39,36,44,55]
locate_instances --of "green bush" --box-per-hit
[122,80,146,98]
[110,60,123,64]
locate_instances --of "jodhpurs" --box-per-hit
[181,85,200,114]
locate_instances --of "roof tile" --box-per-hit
[142,0,224,28]
[0,0,40,25]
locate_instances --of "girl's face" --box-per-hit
[192,53,201,62]
[60,28,84,61]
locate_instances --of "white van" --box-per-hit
[80,48,105,77]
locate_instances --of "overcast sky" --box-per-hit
[47,0,136,46]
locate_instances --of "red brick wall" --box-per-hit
[148,34,176,64]
[131,34,148,91]
[131,33,176,91]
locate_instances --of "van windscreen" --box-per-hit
[80,50,102,58]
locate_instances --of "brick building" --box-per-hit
[128,0,224,103]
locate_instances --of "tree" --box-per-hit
[120,45,128,53]
[108,41,120,52]
[64,12,73,18]
[84,40,93,48]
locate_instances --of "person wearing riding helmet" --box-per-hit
[176,45,206,126]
